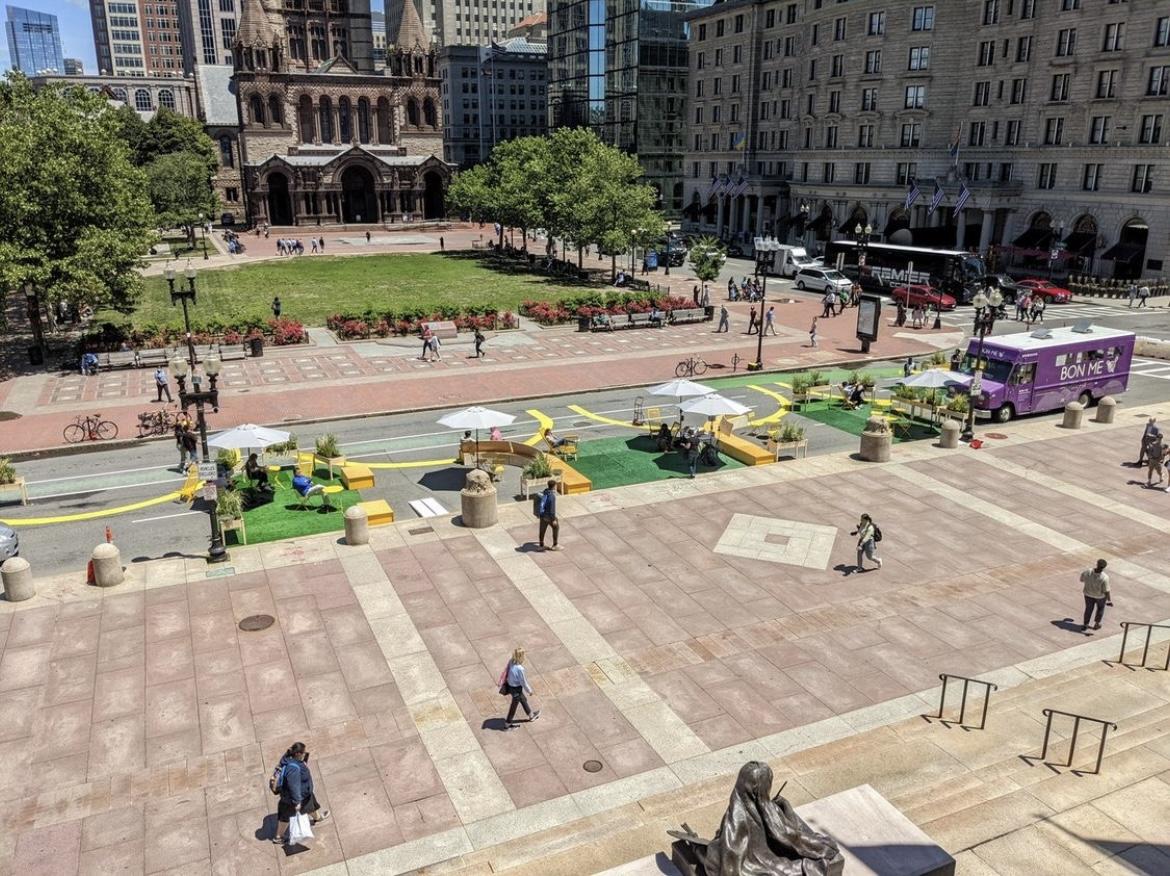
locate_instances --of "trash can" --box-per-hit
[578,316,591,332]
[27,345,43,366]
[249,336,264,357]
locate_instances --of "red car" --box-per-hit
[891,284,957,311]
[1016,279,1071,303]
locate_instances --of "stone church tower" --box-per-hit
[231,0,450,227]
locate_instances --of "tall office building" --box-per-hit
[547,0,709,215]
[6,5,65,75]
[387,0,545,47]
[176,0,238,71]
[89,0,184,75]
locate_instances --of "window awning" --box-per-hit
[883,213,911,237]
[1012,227,1055,249]
[1102,242,1143,263]
[1060,231,1097,256]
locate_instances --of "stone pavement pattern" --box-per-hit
[3,402,1170,874]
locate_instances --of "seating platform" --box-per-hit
[340,463,374,490]
[714,418,773,466]
[549,458,592,494]
[358,499,394,526]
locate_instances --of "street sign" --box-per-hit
[970,371,983,395]
[198,462,218,480]
[202,483,217,502]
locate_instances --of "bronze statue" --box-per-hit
[669,762,844,876]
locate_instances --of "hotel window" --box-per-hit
[834,16,845,40]
[1056,28,1076,56]
[1157,17,1169,48]
[1021,0,1035,19]
[1089,115,1111,144]
[1082,163,1102,191]
[1037,163,1057,190]
[1139,114,1163,144]
[973,81,991,106]
[854,162,871,184]
[1149,66,1169,97]
[978,41,994,66]
[861,88,878,111]
[831,55,843,77]
[1005,119,1020,145]
[1061,0,1079,8]
[696,52,704,70]
[825,125,838,147]
[857,124,874,147]
[1102,22,1125,52]
[1010,79,1026,104]
[983,0,999,25]
[909,47,929,71]
[864,50,881,74]
[808,59,816,81]
[868,11,885,35]
[1016,36,1031,62]
[1051,73,1070,102]
[1044,117,1065,145]
[905,85,925,109]
[822,162,835,183]
[896,162,917,185]
[912,6,934,31]
[900,123,921,147]
[1132,164,1154,194]
[828,90,841,113]
[969,121,986,146]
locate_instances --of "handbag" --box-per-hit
[288,812,314,845]
[498,662,511,696]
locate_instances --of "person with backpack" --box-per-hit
[270,742,329,844]
[852,513,882,572]
[536,479,559,550]
[498,646,541,729]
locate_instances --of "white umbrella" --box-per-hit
[648,378,715,399]
[680,393,752,418]
[898,369,972,389]
[207,423,291,451]
[437,406,516,466]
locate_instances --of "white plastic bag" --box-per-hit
[288,812,314,845]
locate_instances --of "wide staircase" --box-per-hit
[418,628,1170,875]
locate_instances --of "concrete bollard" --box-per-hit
[939,419,961,449]
[858,416,892,462]
[91,542,124,588]
[1062,401,1085,430]
[1,557,34,602]
[460,469,498,528]
[344,504,369,546]
[1095,395,1117,424]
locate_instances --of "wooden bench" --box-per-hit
[358,499,394,526]
[669,308,708,325]
[218,343,247,361]
[422,320,458,340]
[340,463,375,490]
[714,418,773,466]
[105,351,138,370]
[457,439,591,495]
[137,348,170,368]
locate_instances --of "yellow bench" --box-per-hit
[358,499,394,526]
[714,418,773,466]
[549,458,592,494]
[340,463,375,490]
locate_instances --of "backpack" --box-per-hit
[872,524,883,543]
[532,494,542,518]
[268,762,286,796]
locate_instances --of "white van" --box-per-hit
[775,245,820,278]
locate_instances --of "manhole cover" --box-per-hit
[0,411,20,421]
[984,432,1008,440]
[583,759,603,773]
[239,614,275,631]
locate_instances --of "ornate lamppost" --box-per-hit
[749,236,781,371]
[961,287,1003,443]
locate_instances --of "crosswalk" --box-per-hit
[1130,356,1170,381]
[942,301,1152,330]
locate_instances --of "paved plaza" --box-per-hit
[3,398,1170,874]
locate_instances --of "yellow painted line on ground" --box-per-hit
[747,384,791,427]
[365,409,552,469]
[567,404,640,430]
[4,490,187,526]
[524,409,553,445]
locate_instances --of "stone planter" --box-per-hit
[0,477,29,506]
[768,439,808,460]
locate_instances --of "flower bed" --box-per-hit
[325,309,517,340]
[82,317,307,351]
[520,292,695,326]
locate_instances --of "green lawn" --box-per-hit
[572,434,745,490]
[108,252,592,330]
[225,472,363,546]
[796,401,937,442]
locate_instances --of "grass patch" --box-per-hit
[225,473,362,546]
[571,434,745,490]
[110,252,593,331]
[797,402,937,442]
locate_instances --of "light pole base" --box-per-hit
[746,361,763,372]
[208,540,230,564]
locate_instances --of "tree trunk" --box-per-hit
[577,246,583,269]
[521,227,528,253]
[611,254,616,283]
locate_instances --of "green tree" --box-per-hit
[688,235,727,284]
[145,151,218,242]
[579,144,664,281]
[0,74,154,325]
[446,163,492,225]
[136,108,218,173]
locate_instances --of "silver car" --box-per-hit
[794,267,854,295]
[0,522,17,563]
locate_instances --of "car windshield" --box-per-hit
[960,355,1013,383]
[824,271,847,281]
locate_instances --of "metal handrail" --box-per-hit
[1039,708,1118,776]
[1116,621,1170,671]
[931,673,998,730]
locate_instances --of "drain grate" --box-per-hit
[239,614,275,632]
[0,411,20,421]
[408,525,434,535]
[583,759,603,773]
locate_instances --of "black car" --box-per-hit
[985,274,1020,303]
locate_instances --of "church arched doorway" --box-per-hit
[422,171,445,219]
[267,172,293,226]
[340,165,378,224]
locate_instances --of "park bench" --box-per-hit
[137,348,170,368]
[714,417,773,466]
[104,351,138,370]
[624,278,652,291]
[669,308,708,325]
[422,320,458,340]
[218,343,247,361]
[627,313,662,329]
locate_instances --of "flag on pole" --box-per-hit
[949,123,963,167]
[905,177,921,209]
[955,181,971,214]
[731,177,747,197]
[928,181,944,215]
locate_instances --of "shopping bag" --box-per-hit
[288,813,314,845]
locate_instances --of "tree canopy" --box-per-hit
[0,73,154,316]
[688,236,727,283]
[146,151,220,232]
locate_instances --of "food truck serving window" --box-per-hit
[1011,363,1036,385]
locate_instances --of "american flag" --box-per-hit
[955,181,972,213]
[706,176,718,197]
[905,178,921,209]
[927,181,945,215]
[730,177,747,197]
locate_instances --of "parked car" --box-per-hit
[985,274,1020,303]
[892,284,957,311]
[1016,279,1072,303]
[795,267,854,295]
[0,522,17,563]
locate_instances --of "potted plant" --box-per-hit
[216,488,246,545]
[314,433,345,478]
[769,423,809,459]
[264,434,298,466]
[809,369,829,392]
[0,457,27,506]
[521,453,559,498]
[942,392,969,420]
[216,448,241,477]
[791,374,814,404]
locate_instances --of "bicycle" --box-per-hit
[63,413,118,443]
[136,406,178,438]
[675,356,709,378]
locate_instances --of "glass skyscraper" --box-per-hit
[5,5,64,75]
[547,0,709,215]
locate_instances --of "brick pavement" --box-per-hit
[2,399,1170,873]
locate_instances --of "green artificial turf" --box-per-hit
[225,474,363,546]
[796,402,937,443]
[571,434,745,490]
[101,252,592,331]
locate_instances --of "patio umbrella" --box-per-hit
[207,423,291,451]
[437,406,516,466]
[897,369,972,389]
[649,378,715,422]
[680,393,752,418]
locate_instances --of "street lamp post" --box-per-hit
[664,235,671,276]
[165,267,199,367]
[749,236,781,371]
[961,287,1003,443]
[854,222,873,294]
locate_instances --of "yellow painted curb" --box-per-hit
[364,409,552,469]
[4,489,187,526]
[747,384,791,427]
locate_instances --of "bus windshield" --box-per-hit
[962,255,987,281]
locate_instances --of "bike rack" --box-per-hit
[1036,708,1117,776]
[929,673,998,730]
[1116,621,1170,671]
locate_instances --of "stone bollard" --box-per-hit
[460,468,498,528]
[1095,395,1117,424]
[1062,401,1085,430]
[344,504,369,546]
[1,557,34,602]
[939,419,961,449]
[91,542,124,588]
[858,416,892,462]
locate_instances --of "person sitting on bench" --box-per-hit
[292,472,324,505]
[245,453,273,491]
[840,382,865,410]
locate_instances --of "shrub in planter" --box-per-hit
[523,454,552,480]
[893,384,919,401]
[216,488,244,521]
[268,317,307,345]
[315,433,341,459]
[779,423,806,443]
[500,311,518,329]
[0,457,16,485]
[791,374,813,396]
[809,370,827,386]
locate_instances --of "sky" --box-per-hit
[3,0,98,73]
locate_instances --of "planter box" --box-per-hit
[522,470,562,499]
[0,477,29,506]
[315,454,346,479]
[768,439,808,460]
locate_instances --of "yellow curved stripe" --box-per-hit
[524,409,553,445]
[365,409,552,470]
[567,404,640,430]
[5,489,186,526]
[747,384,791,427]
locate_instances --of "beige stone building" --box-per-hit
[230,0,451,226]
[683,0,1170,279]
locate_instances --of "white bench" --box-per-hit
[408,497,448,518]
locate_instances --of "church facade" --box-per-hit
[230,0,451,226]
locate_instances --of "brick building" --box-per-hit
[683,0,1170,279]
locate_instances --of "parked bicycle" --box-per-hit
[63,413,118,443]
[675,356,710,378]
[136,406,178,438]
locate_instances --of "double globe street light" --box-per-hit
[750,236,782,371]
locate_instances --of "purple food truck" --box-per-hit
[966,325,1134,422]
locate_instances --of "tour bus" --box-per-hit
[965,325,1134,423]
[822,241,987,304]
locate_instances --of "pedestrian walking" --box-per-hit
[271,296,282,319]
[154,367,173,403]
[1031,298,1045,323]
[439,235,445,251]
[1139,284,1150,307]
[270,742,330,844]
[1147,436,1166,487]
[420,326,433,360]
[498,647,540,728]
[821,292,834,318]
[178,422,198,469]
[747,307,759,335]
[717,305,730,333]
[1079,559,1112,632]
[536,479,559,550]
[895,300,907,327]
[809,317,818,349]
[1128,283,1138,307]
[692,284,700,305]
[852,513,882,572]
[1138,417,1161,465]
[365,230,372,244]
[310,238,318,254]
[764,305,777,336]
[318,236,325,252]
[473,327,485,358]
[903,356,914,378]
[428,333,442,361]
